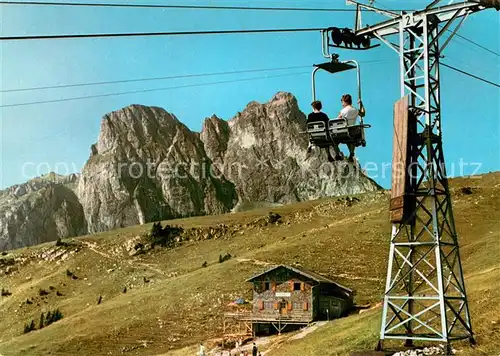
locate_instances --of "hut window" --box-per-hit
[293,282,301,291]
[293,302,302,310]
[264,282,270,291]
[264,301,274,310]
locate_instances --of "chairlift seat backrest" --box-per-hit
[329,119,349,135]
[307,121,328,140]
[329,120,364,144]
[307,121,327,133]
[307,121,332,148]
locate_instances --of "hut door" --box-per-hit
[330,300,342,318]
[280,300,288,315]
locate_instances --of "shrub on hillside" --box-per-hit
[66,269,78,279]
[149,222,184,248]
[45,309,63,326]
[0,256,15,267]
[150,222,163,239]
[267,212,282,224]
[41,309,63,328]
[23,320,36,334]
[24,309,64,334]
[55,238,66,247]
[218,253,232,263]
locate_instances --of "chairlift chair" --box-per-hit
[306,57,371,150]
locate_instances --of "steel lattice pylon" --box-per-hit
[379,15,474,348]
[342,0,500,351]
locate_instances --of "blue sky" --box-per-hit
[0,0,499,189]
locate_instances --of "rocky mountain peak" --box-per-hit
[270,91,299,105]
[0,173,85,251]
[96,104,181,156]
[200,115,229,165]
[0,173,79,200]
[1,92,381,250]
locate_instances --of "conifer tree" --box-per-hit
[39,312,45,329]
[45,311,52,326]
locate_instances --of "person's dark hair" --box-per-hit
[341,94,352,105]
[311,100,322,111]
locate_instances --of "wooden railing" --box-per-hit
[224,312,311,323]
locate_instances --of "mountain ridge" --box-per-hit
[0,92,381,251]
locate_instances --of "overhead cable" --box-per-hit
[441,62,500,88]
[2,60,390,92]
[0,71,311,108]
[1,65,313,92]
[453,32,500,57]
[0,1,415,12]
[3,62,497,108]
[0,27,325,41]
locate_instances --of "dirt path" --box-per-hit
[236,258,273,266]
[237,206,385,268]
[300,206,385,237]
[290,321,328,340]
[276,206,385,248]
[80,241,166,276]
[467,265,500,276]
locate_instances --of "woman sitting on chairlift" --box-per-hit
[337,94,359,125]
[332,94,365,162]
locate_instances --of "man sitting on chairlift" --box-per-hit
[306,100,336,162]
[332,94,364,162]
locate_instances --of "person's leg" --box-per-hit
[331,143,343,160]
[307,140,314,154]
[324,147,335,162]
[347,143,355,161]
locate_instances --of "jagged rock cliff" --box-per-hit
[215,92,379,207]
[0,92,381,250]
[77,105,237,234]
[79,92,380,234]
[0,173,86,251]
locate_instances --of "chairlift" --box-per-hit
[305,56,371,151]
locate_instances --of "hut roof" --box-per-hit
[246,265,352,293]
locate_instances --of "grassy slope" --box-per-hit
[0,173,498,356]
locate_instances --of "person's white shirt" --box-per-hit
[339,106,359,125]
